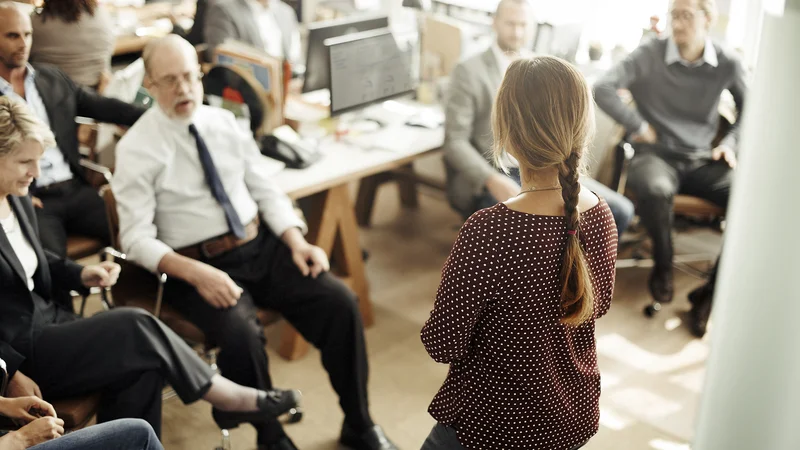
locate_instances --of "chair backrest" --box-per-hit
[101,185,122,251]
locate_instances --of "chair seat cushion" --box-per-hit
[52,393,101,430]
[673,195,725,218]
[66,236,104,260]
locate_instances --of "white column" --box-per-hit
[693,4,800,450]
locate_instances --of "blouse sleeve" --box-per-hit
[585,202,618,319]
[421,211,497,363]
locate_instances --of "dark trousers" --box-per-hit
[421,423,587,450]
[163,228,372,444]
[23,307,215,437]
[35,179,110,258]
[626,149,732,275]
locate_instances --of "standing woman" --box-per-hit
[30,0,115,89]
[421,56,619,450]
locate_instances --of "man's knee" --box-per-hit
[630,176,677,203]
[320,275,361,320]
[213,306,266,349]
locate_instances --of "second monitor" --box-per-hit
[303,14,390,94]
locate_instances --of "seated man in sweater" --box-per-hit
[594,0,747,337]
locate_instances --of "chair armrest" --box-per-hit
[613,142,636,195]
[80,159,113,189]
[101,248,169,318]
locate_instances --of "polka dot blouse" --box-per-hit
[421,200,618,450]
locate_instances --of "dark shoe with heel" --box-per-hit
[340,424,399,450]
[213,388,302,429]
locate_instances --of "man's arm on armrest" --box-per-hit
[240,125,307,238]
[719,58,748,151]
[74,83,146,127]
[593,44,654,134]
[443,64,495,194]
[112,142,173,274]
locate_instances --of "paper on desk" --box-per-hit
[345,127,413,152]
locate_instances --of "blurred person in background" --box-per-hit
[30,0,115,89]
[594,0,747,337]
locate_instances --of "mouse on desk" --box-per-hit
[258,134,321,169]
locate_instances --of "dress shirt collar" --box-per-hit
[665,37,718,68]
[0,64,36,96]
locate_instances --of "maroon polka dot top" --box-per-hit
[421,200,618,450]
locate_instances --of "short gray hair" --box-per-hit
[0,96,56,157]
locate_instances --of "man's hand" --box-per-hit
[189,263,243,309]
[485,173,520,203]
[7,417,64,448]
[712,145,737,169]
[281,227,330,278]
[0,396,56,424]
[80,262,121,288]
[632,124,658,144]
[290,243,330,279]
[31,197,43,209]
[6,372,42,400]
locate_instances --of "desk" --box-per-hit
[272,106,445,359]
[110,3,187,56]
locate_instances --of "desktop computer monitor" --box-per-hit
[326,29,418,116]
[302,14,390,94]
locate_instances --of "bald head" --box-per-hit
[143,35,203,120]
[0,2,32,72]
[143,34,198,76]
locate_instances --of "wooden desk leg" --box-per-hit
[355,173,389,228]
[307,184,374,327]
[397,163,420,209]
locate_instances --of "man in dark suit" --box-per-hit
[0,2,146,257]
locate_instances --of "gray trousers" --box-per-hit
[421,423,588,450]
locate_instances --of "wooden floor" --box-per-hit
[84,155,720,450]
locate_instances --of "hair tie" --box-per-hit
[567,230,577,236]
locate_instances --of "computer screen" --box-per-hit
[326,29,417,116]
[302,14,390,94]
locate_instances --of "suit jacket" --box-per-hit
[204,0,299,63]
[0,196,84,378]
[30,64,145,186]
[443,48,504,216]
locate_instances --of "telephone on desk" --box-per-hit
[258,125,321,169]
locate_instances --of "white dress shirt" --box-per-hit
[112,104,307,273]
[0,210,38,291]
[246,0,302,63]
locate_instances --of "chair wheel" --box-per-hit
[643,303,661,318]
[286,407,303,424]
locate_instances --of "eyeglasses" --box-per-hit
[670,9,705,23]
[152,71,203,90]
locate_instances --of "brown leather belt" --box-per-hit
[176,217,261,260]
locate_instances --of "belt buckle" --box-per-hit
[200,241,216,259]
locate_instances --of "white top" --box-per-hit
[0,209,38,291]
[246,0,301,63]
[112,105,307,273]
[492,42,512,77]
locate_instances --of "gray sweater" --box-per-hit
[594,38,747,158]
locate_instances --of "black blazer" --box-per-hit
[0,196,85,378]
[30,64,146,185]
